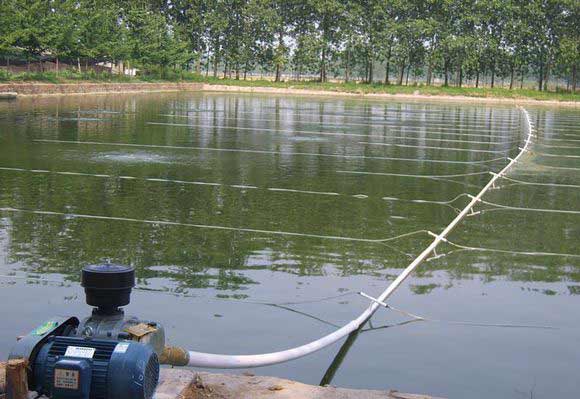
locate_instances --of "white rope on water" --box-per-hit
[426,234,580,260]
[1,272,556,330]
[0,207,430,244]
[158,113,520,131]
[266,187,338,196]
[0,166,488,206]
[535,152,580,159]
[180,107,520,124]
[177,106,535,368]
[383,193,470,204]
[359,292,557,329]
[382,193,470,213]
[32,139,505,165]
[470,197,580,215]
[534,137,580,143]
[337,170,491,179]
[383,193,470,213]
[358,141,508,154]
[159,114,520,138]
[338,171,488,189]
[148,122,517,146]
[536,164,580,172]
[536,143,580,149]
[498,175,580,189]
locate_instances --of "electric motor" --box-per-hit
[9,264,165,399]
[33,336,159,399]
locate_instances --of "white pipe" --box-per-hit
[186,107,534,368]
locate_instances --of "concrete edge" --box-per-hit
[154,368,447,399]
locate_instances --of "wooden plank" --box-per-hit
[0,361,6,399]
[6,359,27,399]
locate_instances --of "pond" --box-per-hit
[0,92,578,398]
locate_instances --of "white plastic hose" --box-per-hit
[186,107,534,368]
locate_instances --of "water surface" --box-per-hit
[0,93,578,398]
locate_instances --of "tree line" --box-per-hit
[0,0,578,91]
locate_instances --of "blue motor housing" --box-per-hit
[33,336,159,399]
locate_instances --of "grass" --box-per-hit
[1,69,578,102]
[201,76,580,102]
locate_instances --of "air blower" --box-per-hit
[9,264,165,399]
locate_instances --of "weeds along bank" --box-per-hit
[1,80,579,107]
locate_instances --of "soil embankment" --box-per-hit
[0,82,203,96]
[1,81,578,107]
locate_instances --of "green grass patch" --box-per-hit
[203,77,579,102]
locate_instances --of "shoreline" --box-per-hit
[0,81,578,107]
[0,362,445,399]
[203,84,580,107]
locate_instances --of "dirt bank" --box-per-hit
[203,84,580,107]
[0,82,203,96]
[1,81,578,107]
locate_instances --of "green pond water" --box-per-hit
[0,92,578,398]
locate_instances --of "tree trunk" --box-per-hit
[443,58,449,86]
[426,63,432,86]
[345,47,350,83]
[320,46,327,82]
[490,59,495,88]
[538,61,543,91]
[364,57,369,82]
[368,58,373,83]
[384,44,392,85]
[275,31,284,82]
[397,63,405,85]
[509,62,515,90]
[475,67,480,88]
[195,56,201,74]
[405,64,410,85]
[56,57,59,75]
[519,65,524,89]
[275,62,281,82]
[543,61,550,91]
[213,54,218,78]
[572,64,577,92]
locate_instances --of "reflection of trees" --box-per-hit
[0,94,578,295]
